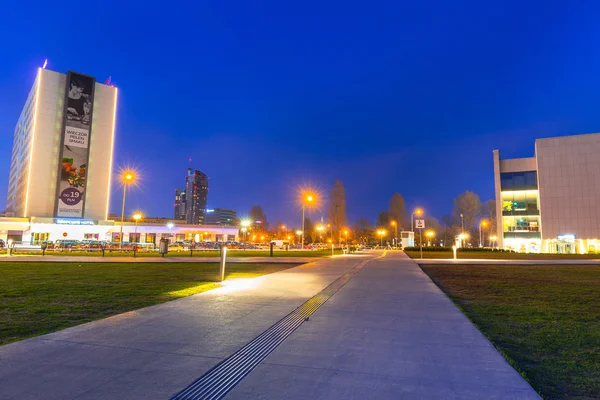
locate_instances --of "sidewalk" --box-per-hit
[226,252,540,399]
[0,255,369,399]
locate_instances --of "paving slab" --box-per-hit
[0,255,368,399]
[226,251,540,399]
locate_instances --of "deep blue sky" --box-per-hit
[2,1,600,227]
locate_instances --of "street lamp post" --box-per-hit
[460,213,465,247]
[301,193,315,249]
[390,221,397,248]
[240,220,250,243]
[490,235,497,249]
[120,171,136,248]
[344,229,349,250]
[479,220,488,247]
[316,225,324,242]
[425,230,434,247]
[411,208,423,232]
[377,230,386,247]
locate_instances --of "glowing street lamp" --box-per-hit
[489,235,498,249]
[425,230,435,246]
[411,208,423,232]
[119,170,137,248]
[377,229,386,247]
[479,220,489,247]
[390,221,398,248]
[301,192,315,249]
[240,219,251,242]
[316,225,324,242]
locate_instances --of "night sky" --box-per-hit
[2,1,600,227]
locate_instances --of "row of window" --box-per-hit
[502,216,540,232]
[501,191,539,213]
[500,171,538,190]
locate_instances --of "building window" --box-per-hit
[32,233,50,244]
[111,232,121,242]
[130,233,141,243]
[84,233,99,240]
[146,233,156,244]
[502,216,540,232]
[176,234,186,241]
[501,191,539,213]
[500,171,538,190]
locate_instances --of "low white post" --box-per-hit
[452,245,457,260]
[220,245,227,281]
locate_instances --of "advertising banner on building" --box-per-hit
[54,71,96,218]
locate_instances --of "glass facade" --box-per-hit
[501,171,541,246]
[501,191,539,214]
[500,171,538,190]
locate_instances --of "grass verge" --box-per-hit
[0,261,297,345]
[406,251,600,260]
[421,265,600,400]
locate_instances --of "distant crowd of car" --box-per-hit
[0,239,345,252]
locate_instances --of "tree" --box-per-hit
[415,215,443,246]
[353,218,374,245]
[441,214,461,247]
[249,205,268,231]
[304,217,314,243]
[388,193,409,230]
[482,199,497,246]
[327,179,348,241]
[452,191,482,234]
[377,211,389,228]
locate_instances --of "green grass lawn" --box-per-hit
[0,261,297,345]
[6,249,340,258]
[421,265,600,400]
[406,250,600,260]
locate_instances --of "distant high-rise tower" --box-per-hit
[184,168,208,225]
[174,188,186,220]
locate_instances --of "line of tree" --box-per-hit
[241,185,496,247]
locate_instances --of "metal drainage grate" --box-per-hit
[171,259,370,400]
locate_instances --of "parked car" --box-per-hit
[168,243,187,252]
[53,240,82,250]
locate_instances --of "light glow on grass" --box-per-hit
[165,282,219,298]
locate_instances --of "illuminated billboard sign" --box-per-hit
[55,71,96,218]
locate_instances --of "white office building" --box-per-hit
[493,132,600,254]
[2,67,238,246]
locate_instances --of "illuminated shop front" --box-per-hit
[0,217,238,245]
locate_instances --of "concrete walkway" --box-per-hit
[0,255,368,399]
[225,252,539,399]
[0,252,539,399]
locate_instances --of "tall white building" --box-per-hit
[5,68,117,220]
[493,132,600,254]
